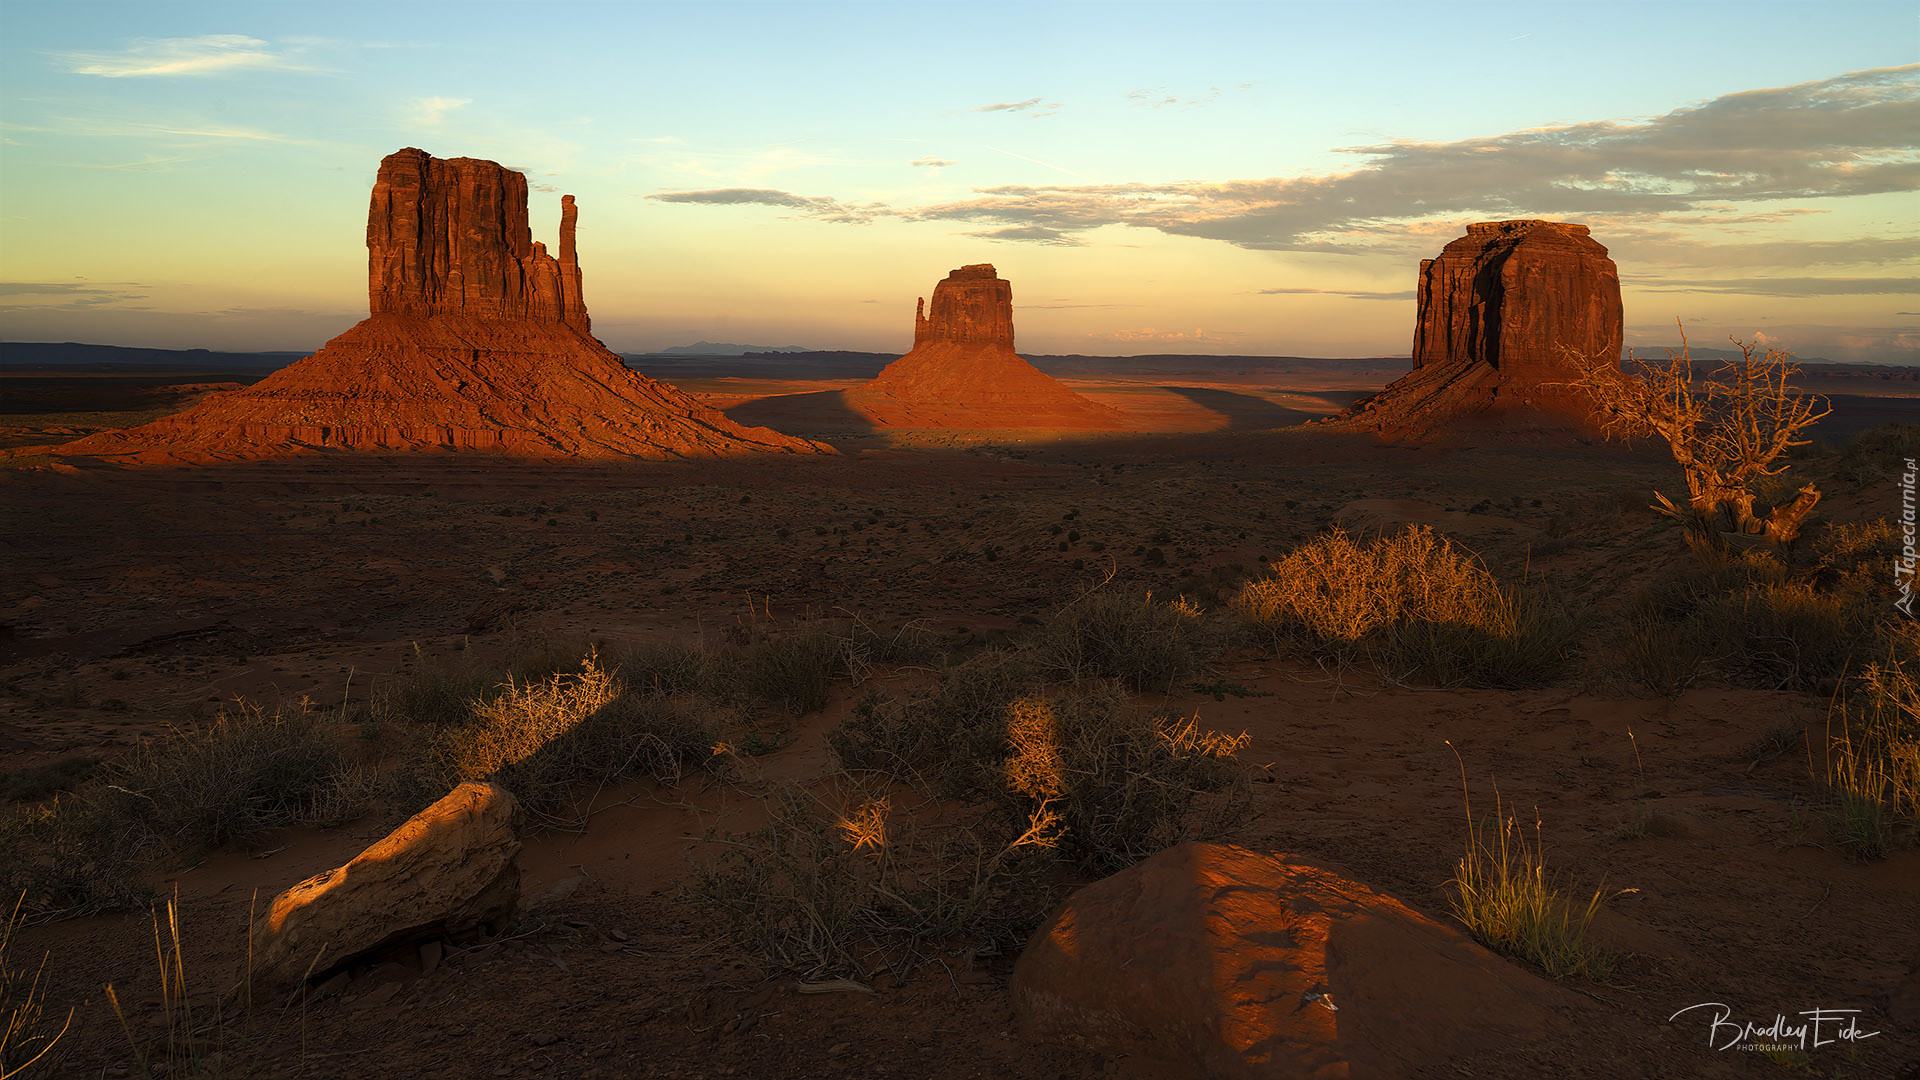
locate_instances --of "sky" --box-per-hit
[1,0,1915,362]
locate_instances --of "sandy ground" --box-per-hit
[3,370,1919,1078]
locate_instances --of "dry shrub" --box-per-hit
[687,783,1059,980]
[1695,582,1858,692]
[98,705,357,853]
[738,628,842,716]
[838,616,941,685]
[1236,526,1574,688]
[1568,329,1830,550]
[1237,526,1499,643]
[1629,578,1859,695]
[1040,588,1207,692]
[829,650,1044,800]
[1812,518,1901,609]
[374,645,505,727]
[611,640,718,697]
[411,655,718,816]
[1824,626,1920,857]
[1379,587,1576,689]
[1003,699,1064,802]
[1,705,361,915]
[1011,685,1249,874]
[829,664,1247,874]
[1835,422,1920,489]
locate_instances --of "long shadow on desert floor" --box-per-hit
[1158,385,1327,430]
[723,389,880,436]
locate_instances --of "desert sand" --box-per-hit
[3,378,1918,1076]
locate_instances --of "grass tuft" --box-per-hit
[2,892,71,1077]
[1446,747,1612,981]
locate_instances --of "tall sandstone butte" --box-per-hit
[845,264,1125,430]
[48,148,826,463]
[366,149,588,328]
[1328,220,1622,440]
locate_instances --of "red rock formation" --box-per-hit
[1326,220,1622,440]
[1012,843,1579,1078]
[366,149,588,330]
[48,149,826,463]
[846,264,1125,430]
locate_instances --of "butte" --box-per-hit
[842,264,1126,431]
[1323,219,1623,440]
[47,148,827,464]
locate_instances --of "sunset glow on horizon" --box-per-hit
[1,0,1915,362]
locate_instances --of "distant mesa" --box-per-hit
[1323,220,1623,440]
[843,264,1127,430]
[41,148,828,464]
[643,342,811,357]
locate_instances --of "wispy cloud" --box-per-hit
[22,114,311,146]
[647,187,884,224]
[55,35,305,78]
[656,66,1917,257]
[1126,86,1222,109]
[408,96,470,126]
[964,225,1084,246]
[969,97,1062,117]
[911,156,955,168]
[1630,275,1920,297]
[972,98,1041,113]
[0,281,150,309]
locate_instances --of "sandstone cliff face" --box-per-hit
[50,149,826,463]
[1326,219,1622,440]
[851,264,1124,430]
[367,148,589,330]
[1411,220,1621,378]
[911,264,1016,348]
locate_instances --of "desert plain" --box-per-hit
[1,341,1918,1078]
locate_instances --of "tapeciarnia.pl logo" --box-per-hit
[1899,457,1918,617]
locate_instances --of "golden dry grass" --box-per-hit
[1235,525,1574,688]
[1446,748,1611,981]
[1235,525,1508,642]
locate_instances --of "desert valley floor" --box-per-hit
[2,364,1918,1078]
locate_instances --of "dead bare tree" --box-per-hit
[1568,321,1831,553]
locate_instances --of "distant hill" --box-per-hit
[0,342,301,372]
[641,341,811,357]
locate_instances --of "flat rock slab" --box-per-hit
[1011,842,1581,1078]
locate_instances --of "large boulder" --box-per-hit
[250,781,522,991]
[1011,842,1579,1078]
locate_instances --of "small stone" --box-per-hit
[529,1031,560,1047]
[419,940,443,975]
